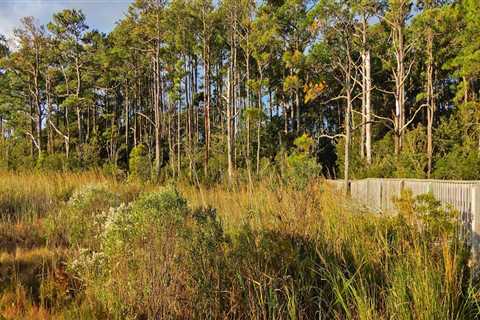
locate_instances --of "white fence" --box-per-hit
[327,178,480,263]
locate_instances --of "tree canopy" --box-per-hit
[0,0,478,182]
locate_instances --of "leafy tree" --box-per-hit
[0,0,478,182]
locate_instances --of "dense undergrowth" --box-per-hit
[0,171,479,319]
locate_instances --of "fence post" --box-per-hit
[379,180,383,211]
[471,186,480,266]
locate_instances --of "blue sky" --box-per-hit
[0,0,131,38]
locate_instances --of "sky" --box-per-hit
[0,0,131,38]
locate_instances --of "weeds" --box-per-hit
[0,172,479,319]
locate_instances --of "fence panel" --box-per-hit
[349,179,479,218]
[327,179,480,221]
[328,178,480,263]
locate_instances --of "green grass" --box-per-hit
[0,171,479,319]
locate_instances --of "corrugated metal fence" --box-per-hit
[327,178,480,263]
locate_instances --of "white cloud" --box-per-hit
[0,0,130,39]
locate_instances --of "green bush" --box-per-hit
[345,128,428,179]
[70,187,226,319]
[393,189,461,243]
[128,144,152,182]
[46,184,120,248]
[282,134,321,189]
[36,153,67,171]
[67,184,120,211]
[102,162,127,181]
[284,152,321,189]
[434,145,480,180]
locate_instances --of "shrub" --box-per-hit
[393,189,461,244]
[344,128,428,179]
[71,187,226,319]
[46,184,120,248]
[36,153,67,171]
[79,141,102,168]
[67,183,120,211]
[101,162,127,181]
[284,152,321,189]
[434,145,480,180]
[128,144,151,182]
[282,134,321,189]
[64,156,83,171]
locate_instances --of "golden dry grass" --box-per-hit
[0,172,477,319]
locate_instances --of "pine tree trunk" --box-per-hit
[365,49,372,165]
[296,89,300,133]
[125,83,129,153]
[203,31,210,178]
[154,49,162,179]
[396,22,406,153]
[426,29,434,177]
[33,63,42,155]
[390,14,407,156]
[344,64,352,195]
[360,17,367,161]
[227,65,234,183]
[361,59,366,160]
[257,74,262,175]
[187,58,193,179]
[75,56,82,148]
[246,117,252,186]
[177,100,181,178]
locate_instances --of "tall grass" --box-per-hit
[0,171,102,221]
[179,180,478,319]
[0,172,479,319]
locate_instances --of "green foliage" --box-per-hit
[128,144,151,182]
[432,104,480,180]
[283,74,302,92]
[70,187,226,318]
[282,50,304,69]
[67,184,119,211]
[36,153,67,171]
[283,152,320,189]
[0,138,36,170]
[46,183,120,248]
[348,128,428,179]
[293,133,314,152]
[101,162,127,181]
[79,140,102,168]
[282,134,321,189]
[0,0,477,185]
[445,0,480,80]
[394,126,429,178]
[61,95,82,109]
[434,145,480,180]
[394,189,460,242]
[242,107,264,123]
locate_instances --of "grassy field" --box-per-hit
[0,171,479,319]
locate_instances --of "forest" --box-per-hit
[1,0,480,319]
[0,0,478,183]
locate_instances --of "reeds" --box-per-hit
[0,172,479,319]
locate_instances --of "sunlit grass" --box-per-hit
[0,171,479,319]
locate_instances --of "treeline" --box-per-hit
[0,0,479,183]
